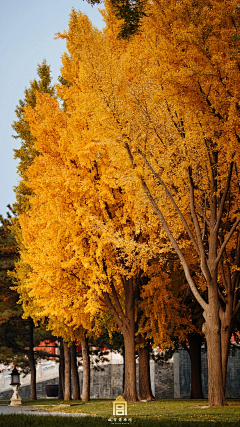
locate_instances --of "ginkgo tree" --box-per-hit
[16,90,156,402]
[10,7,183,403]
[115,0,240,407]
[53,3,240,407]
[15,59,188,402]
[12,60,56,214]
[13,1,240,407]
[11,60,91,401]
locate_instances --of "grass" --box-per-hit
[0,414,240,427]
[0,399,240,427]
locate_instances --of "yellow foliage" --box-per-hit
[14,1,240,348]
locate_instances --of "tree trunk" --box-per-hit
[204,298,226,406]
[28,317,36,400]
[138,336,154,401]
[221,330,230,395]
[122,345,125,394]
[121,278,138,402]
[63,341,71,401]
[103,277,138,402]
[123,328,137,402]
[122,279,138,403]
[81,333,90,402]
[70,341,80,400]
[187,333,204,399]
[220,312,232,395]
[58,338,64,399]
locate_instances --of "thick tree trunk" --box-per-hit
[204,297,226,406]
[123,327,137,402]
[63,341,71,401]
[58,338,64,399]
[70,342,80,400]
[28,317,36,400]
[138,336,154,401]
[187,333,204,399]
[121,278,138,402]
[206,331,225,406]
[81,334,90,402]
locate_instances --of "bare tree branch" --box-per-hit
[194,201,210,229]
[220,259,228,294]
[110,283,127,323]
[233,298,240,317]
[233,275,240,313]
[124,141,208,310]
[102,292,125,330]
[215,216,240,267]
[139,176,208,311]
[188,167,211,283]
[214,162,234,233]
[138,149,200,256]
[218,287,227,304]
[232,234,240,290]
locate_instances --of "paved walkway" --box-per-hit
[0,404,89,417]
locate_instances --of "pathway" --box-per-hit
[0,404,89,417]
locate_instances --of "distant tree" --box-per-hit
[10,61,57,400]
[86,0,147,38]
[0,212,55,399]
[12,59,56,214]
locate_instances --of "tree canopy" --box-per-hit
[11,0,240,405]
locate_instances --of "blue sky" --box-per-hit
[0,0,104,217]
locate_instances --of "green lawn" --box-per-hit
[0,414,240,427]
[0,414,238,427]
[1,398,240,424]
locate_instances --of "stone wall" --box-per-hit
[1,348,240,400]
[79,364,123,399]
[154,362,174,398]
[0,377,59,400]
[173,347,240,399]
